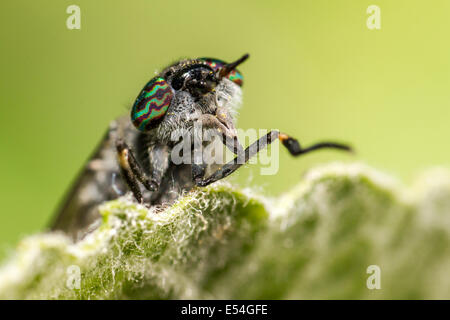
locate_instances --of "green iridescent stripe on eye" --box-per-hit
[228,70,243,86]
[143,80,168,98]
[134,84,169,118]
[131,77,173,132]
[136,93,171,131]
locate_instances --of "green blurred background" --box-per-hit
[1,0,449,258]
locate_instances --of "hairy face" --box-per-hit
[155,77,243,143]
[130,55,248,144]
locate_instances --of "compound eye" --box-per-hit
[199,58,244,87]
[131,77,174,132]
[226,69,244,87]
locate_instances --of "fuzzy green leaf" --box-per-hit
[1,163,450,299]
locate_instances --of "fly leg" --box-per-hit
[199,110,244,155]
[191,111,245,184]
[194,131,352,187]
[116,139,158,203]
[147,143,170,189]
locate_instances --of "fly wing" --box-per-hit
[50,116,136,240]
